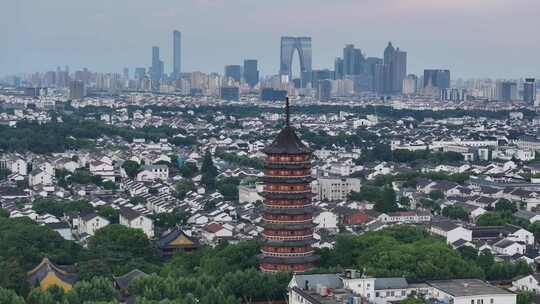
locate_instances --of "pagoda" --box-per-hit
[259,98,318,272]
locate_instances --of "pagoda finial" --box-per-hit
[285,97,290,127]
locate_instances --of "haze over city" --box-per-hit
[3,2,540,304]
[3,0,540,78]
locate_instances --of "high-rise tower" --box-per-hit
[280,37,312,87]
[260,98,318,272]
[173,30,182,80]
[243,59,259,88]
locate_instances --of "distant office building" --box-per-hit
[343,44,365,76]
[280,36,312,87]
[392,49,407,93]
[423,69,450,90]
[224,65,242,82]
[173,30,182,80]
[135,68,146,80]
[123,67,129,80]
[496,81,518,101]
[243,60,259,88]
[151,46,163,90]
[334,57,344,80]
[317,80,332,101]
[261,88,287,101]
[441,88,467,101]
[524,78,536,104]
[24,87,47,97]
[382,42,407,94]
[220,86,239,101]
[69,80,85,100]
[402,74,418,95]
[312,69,334,85]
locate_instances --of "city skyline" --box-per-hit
[3,0,540,79]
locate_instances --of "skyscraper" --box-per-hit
[497,81,518,101]
[260,98,318,272]
[392,49,407,93]
[173,30,182,80]
[334,57,344,80]
[343,44,364,76]
[423,70,450,90]
[524,78,536,104]
[402,74,418,95]
[151,46,163,90]
[224,65,242,82]
[382,42,407,94]
[280,37,312,87]
[69,80,85,100]
[317,80,332,101]
[243,59,259,88]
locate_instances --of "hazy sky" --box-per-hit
[2,0,539,79]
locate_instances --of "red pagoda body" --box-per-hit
[259,99,318,272]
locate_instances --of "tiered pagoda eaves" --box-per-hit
[259,98,318,272]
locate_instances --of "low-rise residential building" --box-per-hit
[77,211,110,238]
[316,176,361,201]
[136,165,169,182]
[119,207,155,238]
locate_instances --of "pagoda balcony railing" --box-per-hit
[262,189,312,194]
[262,234,313,241]
[264,160,311,165]
[263,203,313,209]
[263,218,313,224]
[261,250,315,257]
[263,173,311,178]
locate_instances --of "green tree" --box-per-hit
[0,258,26,293]
[494,199,517,213]
[517,291,535,304]
[0,208,9,218]
[175,180,196,199]
[442,205,469,221]
[528,222,540,242]
[66,277,117,304]
[201,151,218,176]
[178,162,198,179]
[429,190,444,201]
[476,213,507,226]
[26,288,55,304]
[97,206,119,224]
[216,177,241,201]
[86,225,159,275]
[122,160,141,179]
[375,186,398,213]
[0,287,25,304]
[152,208,191,229]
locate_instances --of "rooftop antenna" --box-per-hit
[285,97,291,127]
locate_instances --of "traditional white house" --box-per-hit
[289,273,515,304]
[430,220,472,244]
[1,157,28,176]
[29,169,53,186]
[512,274,540,294]
[314,211,339,233]
[201,222,233,244]
[77,211,110,237]
[492,239,526,256]
[427,279,516,304]
[514,210,540,224]
[505,224,535,245]
[89,160,115,182]
[379,211,431,224]
[136,165,169,182]
[119,207,154,238]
